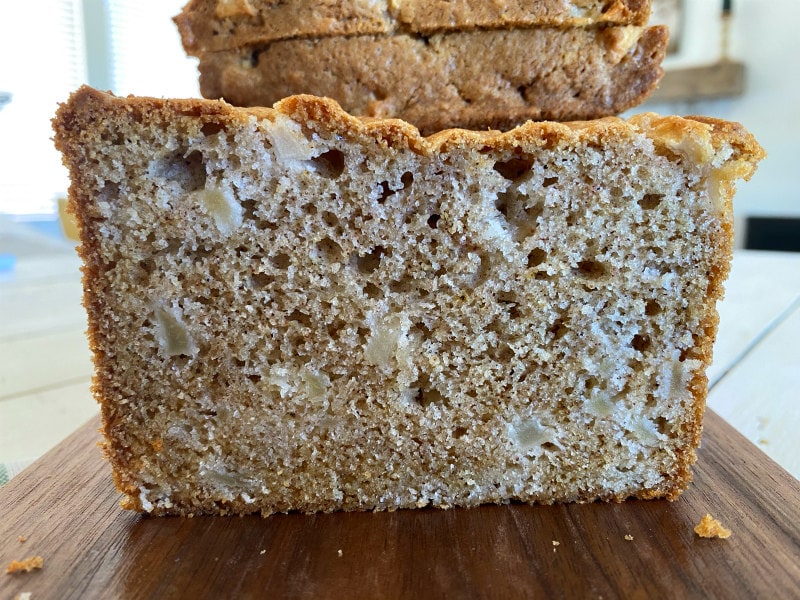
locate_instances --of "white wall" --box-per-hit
[638,0,800,244]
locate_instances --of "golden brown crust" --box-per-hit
[174,0,392,56]
[175,0,654,55]
[400,0,653,33]
[54,88,763,516]
[59,87,768,161]
[198,25,667,135]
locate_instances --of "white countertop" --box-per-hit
[2,219,799,480]
[706,250,800,478]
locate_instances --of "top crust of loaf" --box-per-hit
[56,87,763,171]
[176,0,653,55]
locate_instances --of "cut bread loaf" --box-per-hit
[176,0,666,133]
[197,25,667,134]
[54,86,764,517]
[176,0,653,54]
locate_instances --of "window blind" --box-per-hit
[0,0,199,217]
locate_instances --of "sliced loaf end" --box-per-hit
[54,87,764,516]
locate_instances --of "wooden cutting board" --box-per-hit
[2,410,799,599]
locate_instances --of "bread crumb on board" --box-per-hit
[624,534,634,541]
[18,536,27,543]
[694,514,732,539]
[6,555,43,574]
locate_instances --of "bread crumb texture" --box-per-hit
[6,556,43,574]
[694,513,732,539]
[53,87,764,516]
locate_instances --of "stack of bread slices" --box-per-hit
[175,0,668,133]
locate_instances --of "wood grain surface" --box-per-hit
[2,410,799,599]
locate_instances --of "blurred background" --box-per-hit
[1,0,798,479]
[0,0,198,224]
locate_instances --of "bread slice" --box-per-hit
[396,0,652,33]
[177,0,665,132]
[198,25,667,135]
[53,86,763,517]
[176,0,653,55]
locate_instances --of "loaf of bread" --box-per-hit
[176,1,667,133]
[175,0,654,54]
[54,86,763,517]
